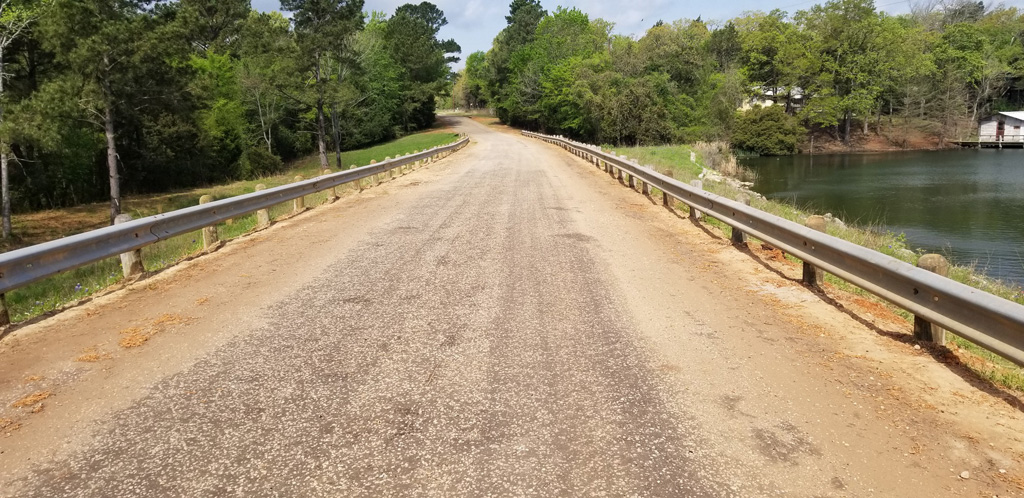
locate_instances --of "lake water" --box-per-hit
[742,149,1024,286]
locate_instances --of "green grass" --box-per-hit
[5,131,461,323]
[612,142,1024,392]
[608,144,703,179]
[120,131,460,221]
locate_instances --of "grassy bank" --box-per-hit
[5,130,461,324]
[610,143,1024,392]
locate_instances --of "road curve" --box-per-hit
[1,117,1020,496]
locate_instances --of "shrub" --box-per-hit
[692,141,756,182]
[730,105,805,156]
[238,147,284,180]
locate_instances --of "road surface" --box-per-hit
[2,117,1023,496]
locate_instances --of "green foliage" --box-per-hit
[238,147,284,179]
[731,105,805,155]
[0,0,455,218]
[480,0,1024,150]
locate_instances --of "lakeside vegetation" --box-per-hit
[454,0,1024,155]
[0,0,460,240]
[5,129,459,323]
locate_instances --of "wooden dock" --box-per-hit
[953,140,1024,148]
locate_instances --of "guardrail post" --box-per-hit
[348,165,361,192]
[322,169,337,203]
[641,176,650,196]
[292,177,306,212]
[254,184,271,229]
[915,254,949,344]
[663,171,673,207]
[114,214,144,277]
[0,294,9,327]
[627,160,636,189]
[384,157,393,180]
[369,160,380,185]
[689,180,703,221]
[731,194,751,245]
[802,215,827,287]
[198,195,222,252]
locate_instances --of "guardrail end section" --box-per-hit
[114,214,145,278]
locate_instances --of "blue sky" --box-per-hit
[252,0,1023,69]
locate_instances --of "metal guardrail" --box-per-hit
[0,137,470,296]
[524,130,1024,366]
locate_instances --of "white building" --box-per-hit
[738,86,805,112]
[978,111,1024,142]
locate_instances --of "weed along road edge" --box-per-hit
[1,117,1023,496]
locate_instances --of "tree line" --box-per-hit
[0,0,459,236]
[453,0,1024,155]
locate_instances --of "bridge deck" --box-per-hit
[1,118,1020,496]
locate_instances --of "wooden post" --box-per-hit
[641,178,650,196]
[663,170,673,207]
[292,176,306,213]
[915,254,949,345]
[255,184,271,230]
[385,157,393,180]
[689,180,703,221]
[199,195,221,252]
[802,215,827,287]
[114,214,144,277]
[0,293,9,327]
[322,169,337,203]
[731,194,751,246]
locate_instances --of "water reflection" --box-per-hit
[743,149,1024,285]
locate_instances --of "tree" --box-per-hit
[280,0,364,169]
[177,0,251,54]
[0,0,40,237]
[732,105,805,155]
[40,0,161,224]
[383,3,459,132]
[797,0,885,144]
[237,11,296,154]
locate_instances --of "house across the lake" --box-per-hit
[978,111,1024,142]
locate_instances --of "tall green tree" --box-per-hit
[0,0,41,237]
[40,0,164,223]
[280,0,363,169]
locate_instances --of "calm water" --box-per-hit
[742,149,1024,286]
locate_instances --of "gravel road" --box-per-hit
[2,117,1021,497]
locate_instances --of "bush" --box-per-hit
[730,105,805,156]
[692,141,755,182]
[238,147,284,180]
